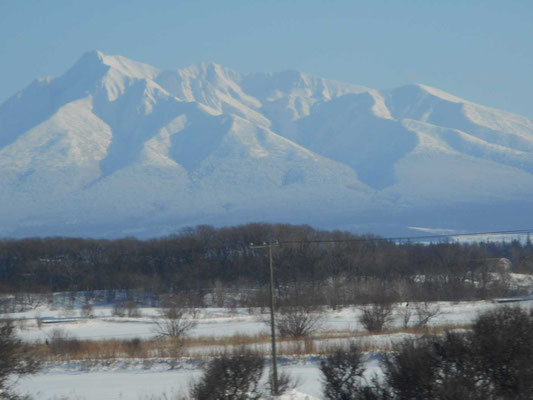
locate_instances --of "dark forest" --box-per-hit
[1,224,532,306]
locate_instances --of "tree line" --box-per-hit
[1,223,532,304]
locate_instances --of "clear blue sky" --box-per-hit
[1,0,532,118]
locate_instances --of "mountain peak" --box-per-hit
[413,83,466,103]
[89,49,105,60]
[72,49,106,69]
[177,61,241,82]
[72,50,160,81]
[2,52,533,238]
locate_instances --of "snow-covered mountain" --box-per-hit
[1,50,533,238]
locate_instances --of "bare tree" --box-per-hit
[358,301,395,333]
[125,298,141,318]
[152,295,198,339]
[398,302,441,330]
[398,303,413,329]
[413,302,441,329]
[112,302,126,317]
[153,308,197,339]
[275,305,324,338]
[80,299,93,318]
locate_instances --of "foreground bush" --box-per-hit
[322,306,533,400]
[320,342,384,400]
[0,320,40,399]
[390,306,533,400]
[471,306,533,399]
[384,333,487,400]
[190,348,265,400]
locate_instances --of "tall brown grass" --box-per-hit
[31,323,470,362]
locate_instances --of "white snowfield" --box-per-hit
[20,368,322,400]
[10,299,517,342]
[10,297,533,399]
[2,51,533,237]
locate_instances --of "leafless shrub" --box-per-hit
[212,279,228,308]
[398,303,413,329]
[323,275,349,311]
[125,298,141,318]
[154,310,197,339]
[227,297,239,316]
[35,314,43,330]
[60,292,77,317]
[80,299,94,318]
[21,293,45,310]
[267,369,300,396]
[16,318,28,331]
[112,302,126,317]
[153,295,198,340]
[274,305,325,338]
[358,301,395,332]
[413,302,441,328]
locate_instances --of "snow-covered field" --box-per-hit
[19,362,323,400]
[10,298,528,342]
[5,296,533,399]
[18,356,385,399]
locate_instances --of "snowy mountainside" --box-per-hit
[1,51,533,237]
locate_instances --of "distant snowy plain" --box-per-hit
[9,293,533,399]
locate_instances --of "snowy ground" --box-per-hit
[18,362,323,400]
[6,296,533,399]
[17,356,385,400]
[10,299,530,343]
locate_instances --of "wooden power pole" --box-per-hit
[250,241,279,395]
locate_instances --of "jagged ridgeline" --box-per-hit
[0,224,531,304]
[1,51,533,238]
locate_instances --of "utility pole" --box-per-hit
[250,241,279,395]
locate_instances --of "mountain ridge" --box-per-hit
[1,51,533,238]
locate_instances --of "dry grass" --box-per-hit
[30,323,471,362]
